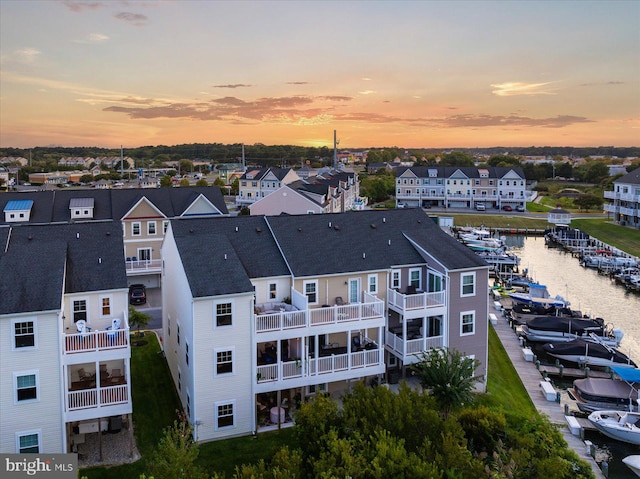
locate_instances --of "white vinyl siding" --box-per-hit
[16,430,41,453]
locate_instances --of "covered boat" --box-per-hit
[570,375,639,413]
[542,339,636,369]
[622,456,640,477]
[520,315,623,346]
[588,410,640,445]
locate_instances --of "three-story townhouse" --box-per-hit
[236,167,300,206]
[161,209,489,442]
[604,167,640,228]
[0,222,132,455]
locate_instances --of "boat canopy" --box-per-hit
[526,316,603,334]
[614,367,640,383]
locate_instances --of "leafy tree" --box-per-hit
[410,348,482,416]
[178,159,193,174]
[574,194,603,211]
[584,161,610,183]
[147,417,208,479]
[439,151,474,167]
[179,178,190,187]
[80,174,94,183]
[160,176,173,188]
[195,178,209,187]
[230,177,240,195]
[239,206,250,215]
[487,155,521,167]
[360,174,395,203]
[128,306,150,335]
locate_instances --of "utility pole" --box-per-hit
[333,130,338,170]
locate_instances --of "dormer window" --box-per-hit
[69,198,94,219]
[4,200,33,223]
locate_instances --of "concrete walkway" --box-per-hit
[491,309,606,478]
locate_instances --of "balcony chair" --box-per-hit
[110,369,122,384]
[335,296,345,306]
[352,336,361,352]
[75,319,91,335]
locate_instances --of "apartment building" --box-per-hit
[0,187,228,288]
[604,167,640,228]
[249,170,364,215]
[0,222,132,454]
[395,166,526,210]
[236,167,300,206]
[161,208,489,442]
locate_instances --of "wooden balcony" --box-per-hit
[256,347,381,384]
[255,297,384,334]
[64,329,129,355]
[67,383,129,411]
[387,288,445,313]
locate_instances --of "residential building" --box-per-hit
[0,222,132,454]
[249,170,364,216]
[395,166,526,210]
[236,167,300,205]
[0,187,228,288]
[160,208,489,442]
[604,167,640,228]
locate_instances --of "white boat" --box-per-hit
[622,455,640,477]
[588,410,640,445]
[509,283,569,309]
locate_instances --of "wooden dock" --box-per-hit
[491,309,606,478]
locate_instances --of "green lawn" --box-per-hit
[479,326,536,416]
[572,218,640,258]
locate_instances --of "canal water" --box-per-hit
[507,236,640,479]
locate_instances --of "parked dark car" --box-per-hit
[129,284,147,305]
[502,205,513,211]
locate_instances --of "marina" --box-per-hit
[493,235,640,478]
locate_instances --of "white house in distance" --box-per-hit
[161,209,489,443]
[395,166,526,210]
[0,222,132,455]
[236,167,300,206]
[604,167,640,229]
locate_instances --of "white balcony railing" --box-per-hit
[64,329,129,354]
[605,191,640,202]
[67,384,129,411]
[386,289,445,312]
[255,296,384,333]
[126,258,162,273]
[385,332,444,357]
[256,349,381,384]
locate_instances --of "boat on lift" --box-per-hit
[508,283,569,309]
[520,315,623,347]
[543,339,636,369]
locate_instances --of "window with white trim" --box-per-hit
[461,273,475,296]
[138,247,151,261]
[216,349,234,375]
[461,311,475,336]
[368,274,377,294]
[147,221,156,235]
[409,268,421,290]
[428,272,443,292]
[304,281,318,304]
[17,431,40,453]
[73,299,87,322]
[306,383,327,395]
[100,296,111,317]
[163,220,170,233]
[132,222,141,236]
[216,302,232,327]
[216,401,235,429]
[13,319,36,349]
[185,341,189,366]
[269,283,277,300]
[15,371,38,403]
[391,270,400,289]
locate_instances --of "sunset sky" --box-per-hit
[1,0,639,149]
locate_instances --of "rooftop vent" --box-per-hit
[189,229,194,233]
[256,227,262,233]
[388,239,391,246]
[76,232,80,239]
[362,252,366,259]
[383,217,386,223]
[328,222,332,228]
[334,225,340,231]
[98,257,102,264]
[235,226,239,232]
[298,227,302,232]
[224,254,227,260]
[370,224,376,229]
[28,235,33,241]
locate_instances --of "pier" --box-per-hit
[492,301,606,478]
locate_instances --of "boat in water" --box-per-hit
[570,374,639,414]
[508,283,569,309]
[520,315,623,347]
[542,339,636,369]
[509,303,583,324]
[622,455,640,477]
[588,410,640,445]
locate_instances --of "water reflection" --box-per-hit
[511,236,640,362]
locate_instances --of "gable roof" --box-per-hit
[0,221,127,315]
[169,216,291,297]
[395,166,525,180]
[0,187,228,226]
[615,167,640,185]
[266,209,487,277]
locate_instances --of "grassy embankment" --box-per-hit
[82,326,538,478]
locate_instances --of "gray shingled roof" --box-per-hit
[615,167,640,185]
[0,222,127,315]
[170,216,291,298]
[267,209,487,277]
[0,187,228,226]
[395,166,525,179]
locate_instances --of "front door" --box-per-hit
[349,278,360,303]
